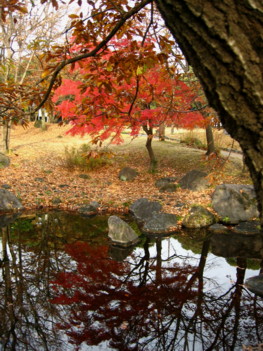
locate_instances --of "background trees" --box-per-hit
[0,0,71,152]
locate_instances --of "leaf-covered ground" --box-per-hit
[0,123,251,222]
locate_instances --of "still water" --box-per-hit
[0,211,262,351]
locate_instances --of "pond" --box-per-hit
[0,211,262,351]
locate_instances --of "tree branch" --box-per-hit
[34,0,152,113]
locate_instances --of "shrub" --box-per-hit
[63,144,113,171]
[180,136,205,149]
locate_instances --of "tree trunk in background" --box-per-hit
[143,125,157,172]
[155,0,263,227]
[205,125,216,155]
[158,123,165,141]
[0,119,11,153]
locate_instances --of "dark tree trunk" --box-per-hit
[143,125,157,172]
[155,0,263,227]
[205,125,216,155]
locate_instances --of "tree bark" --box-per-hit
[143,125,157,171]
[205,125,216,155]
[155,0,263,227]
[158,122,165,141]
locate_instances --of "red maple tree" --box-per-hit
[53,38,205,169]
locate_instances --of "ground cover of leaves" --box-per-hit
[0,123,251,222]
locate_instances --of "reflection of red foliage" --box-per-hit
[50,242,198,350]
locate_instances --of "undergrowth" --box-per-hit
[63,144,113,171]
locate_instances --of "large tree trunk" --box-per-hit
[155,0,263,227]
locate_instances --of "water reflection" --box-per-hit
[0,212,262,351]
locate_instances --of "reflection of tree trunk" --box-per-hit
[230,257,246,350]
[1,227,18,349]
[143,125,157,172]
[186,239,210,331]
[206,257,246,351]
[205,125,216,155]
[139,238,150,287]
[156,238,162,283]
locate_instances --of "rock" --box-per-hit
[119,167,138,181]
[1,184,11,189]
[51,197,62,205]
[155,177,177,189]
[142,213,178,234]
[159,183,178,193]
[179,169,209,191]
[182,205,216,228]
[245,275,263,297]
[35,177,45,182]
[211,184,259,224]
[78,201,100,215]
[130,198,162,224]
[0,153,10,168]
[0,189,23,211]
[79,174,90,179]
[108,215,140,246]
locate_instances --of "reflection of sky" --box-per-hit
[132,237,260,293]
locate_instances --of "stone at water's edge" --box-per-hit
[182,205,216,228]
[142,213,178,234]
[108,215,140,246]
[245,275,263,297]
[130,198,162,224]
[212,184,259,224]
[78,201,100,216]
[0,189,23,212]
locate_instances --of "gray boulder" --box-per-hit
[245,275,263,297]
[108,215,140,246]
[130,198,162,224]
[159,183,178,193]
[0,189,23,211]
[119,167,138,181]
[78,201,100,215]
[142,213,178,234]
[0,153,10,168]
[155,177,177,189]
[211,184,259,224]
[182,205,216,228]
[179,169,209,191]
